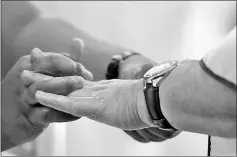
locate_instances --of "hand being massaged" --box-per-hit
[22,45,180,142]
[24,73,155,130]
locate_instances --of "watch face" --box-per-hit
[144,60,178,83]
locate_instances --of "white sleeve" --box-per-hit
[201,27,236,86]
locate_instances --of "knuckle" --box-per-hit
[32,55,41,65]
[31,57,43,72]
[73,75,84,81]
[64,76,82,92]
[67,76,77,87]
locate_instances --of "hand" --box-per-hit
[119,55,181,142]
[1,38,92,151]
[34,77,155,130]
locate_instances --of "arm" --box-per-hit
[32,28,236,138]
[159,28,236,138]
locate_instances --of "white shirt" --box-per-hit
[203,27,236,156]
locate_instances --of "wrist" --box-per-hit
[135,79,157,128]
[159,60,198,130]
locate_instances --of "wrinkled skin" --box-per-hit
[118,54,181,143]
[32,53,181,140]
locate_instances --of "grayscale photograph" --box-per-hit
[1,1,236,156]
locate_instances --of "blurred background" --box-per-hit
[2,1,236,156]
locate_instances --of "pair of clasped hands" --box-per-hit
[2,38,179,149]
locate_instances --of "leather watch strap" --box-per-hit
[143,84,161,120]
[143,63,179,131]
[105,55,121,79]
[144,83,177,130]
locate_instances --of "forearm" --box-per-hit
[159,60,236,138]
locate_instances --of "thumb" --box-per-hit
[69,38,84,61]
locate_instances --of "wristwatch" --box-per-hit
[106,51,139,79]
[143,60,179,132]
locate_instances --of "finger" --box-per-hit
[28,106,80,125]
[33,76,85,95]
[31,48,45,63]
[137,129,166,142]
[69,38,84,61]
[32,52,78,76]
[31,52,93,80]
[124,130,150,143]
[21,70,53,86]
[26,76,85,105]
[75,62,93,81]
[35,90,98,117]
[147,127,181,139]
